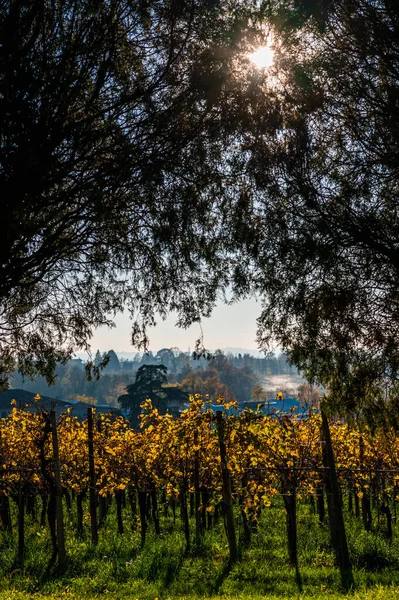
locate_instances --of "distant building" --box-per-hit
[0,389,123,420]
[203,397,313,418]
[242,397,311,417]
[71,401,123,420]
[0,389,72,418]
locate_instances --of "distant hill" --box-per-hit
[76,347,280,360]
[219,347,275,357]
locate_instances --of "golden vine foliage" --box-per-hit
[0,399,398,513]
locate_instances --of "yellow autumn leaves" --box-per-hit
[0,397,397,515]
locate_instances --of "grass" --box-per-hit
[0,494,399,599]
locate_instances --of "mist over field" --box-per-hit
[261,373,306,393]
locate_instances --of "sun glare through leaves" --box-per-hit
[249,43,274,68]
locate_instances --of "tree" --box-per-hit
[179,369,234,402]
[104,350,120,373]
[73,394,98,406]
[104,382,128,407]
[174,351,192,377]
[297,384,320,409]
[140,352,157,366]
[0,0,259,386]
[118,364,188,422]
[251,385,267,403]
[223,0,399,411]
[208,351,256,401]
[94,351,103,368]
[155,348,176,372]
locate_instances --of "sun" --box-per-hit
[249,44,274,68]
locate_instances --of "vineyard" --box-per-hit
[1,394,399,583]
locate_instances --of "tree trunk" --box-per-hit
[321,407,352,578]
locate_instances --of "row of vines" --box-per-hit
[1,397,399,571]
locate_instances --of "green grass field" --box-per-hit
[0,495,399,599]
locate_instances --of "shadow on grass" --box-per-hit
[295,563,303,593]
[357,550,392,571]
[161,554,184,589]
[136,547,184,587]
[36,562,64,588]
[209,557,234,594]
[340,567,354,593]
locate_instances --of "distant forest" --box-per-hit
[11,349,299,406]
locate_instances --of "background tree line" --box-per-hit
[11,348,299,406]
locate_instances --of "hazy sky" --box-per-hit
[88,297,264,354]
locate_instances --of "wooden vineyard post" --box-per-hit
[320,405,352,582]
[128,485,137,531]
[77,492,85,536]
[239,473,251,543]
[316,486,325,524]
[87,408,98,545]
[0,423,12,533]
[17,473,25,565]
[50,410,66,570]
[194,430,202,542]
[115,489,124,535]
[321,438,338,551]
[359,436,372,530]
[0,494,12,533]
[216,411,238,563]
[280,417,297,566]
[151,488,160,535]
[180,477,190,551]
[138,490,147,544]
[282,485,297,565]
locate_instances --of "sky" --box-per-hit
[88,297,266,355]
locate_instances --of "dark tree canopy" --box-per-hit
[0,0,261,385]
[104,350,121,373]
[222,0,399,412]
[118,364,187,421]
